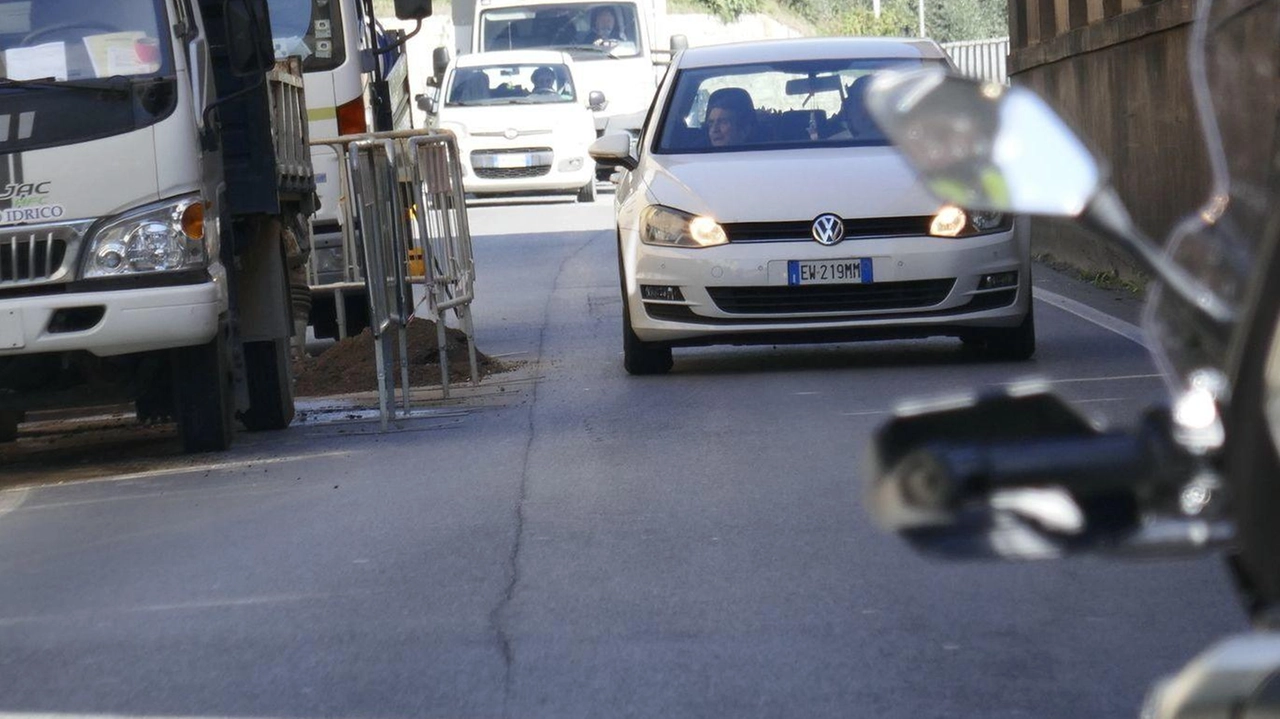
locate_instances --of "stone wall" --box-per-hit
[1009,0,1210,281]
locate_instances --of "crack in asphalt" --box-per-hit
[493,232,602,717]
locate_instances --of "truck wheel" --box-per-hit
[577,180,597,203]
[238,337,296,431]
[0,409,22,443]
[173,334,234,453]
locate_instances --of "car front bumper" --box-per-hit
[625,227,1031,346]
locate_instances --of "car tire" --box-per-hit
[980,307,1036,361]
[577,180,597,203]
[622,300,672,375]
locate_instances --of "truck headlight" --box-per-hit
[640,205,728,248]
[83,195,207,278]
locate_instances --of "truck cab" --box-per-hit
[0,0,315,452]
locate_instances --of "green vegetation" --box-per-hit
[371,0,1006,44]
[688,0,1008,43]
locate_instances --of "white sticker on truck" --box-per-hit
[0,204,64,225]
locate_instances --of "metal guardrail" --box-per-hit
[942,37,1011,85]
[309,129,478,429]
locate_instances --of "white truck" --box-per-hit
[444,0,685,177]
[0,0,428,452]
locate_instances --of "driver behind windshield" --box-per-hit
[581,6,625,45]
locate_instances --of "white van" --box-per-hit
[422,50,601,202]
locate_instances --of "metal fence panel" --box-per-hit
[310,129,479,427]
[942,37,1010,84]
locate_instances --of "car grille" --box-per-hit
[474,166,551,179]
[0,229,71,287]
[708,279,955,314]
[471,147,552,180]
[722,217,934,243]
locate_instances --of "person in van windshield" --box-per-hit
[583,6,624,45]
[705,87,761,147]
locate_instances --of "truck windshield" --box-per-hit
[480,3,643,60]
[268,0,347,72]
[0,0,174,82]
[446,63,579,106]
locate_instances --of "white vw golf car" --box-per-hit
[590,38,1034,374]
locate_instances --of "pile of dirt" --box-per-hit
[292,318,506,397]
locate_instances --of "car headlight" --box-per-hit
[929,205,1011,238]
[640,205,728,248]
[83,195,207,278]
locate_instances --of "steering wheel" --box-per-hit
[22,21,123,46]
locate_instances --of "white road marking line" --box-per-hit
[1034,287,1147,347]
[0,451,353,495]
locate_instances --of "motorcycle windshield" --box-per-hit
[1144,0,1280,382]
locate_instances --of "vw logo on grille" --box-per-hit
[503,128,520,140]
[811,213,845,245]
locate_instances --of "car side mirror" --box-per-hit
[394,0,432,20]
[670,34,689,52]
[415,93,437,114]
[588,90,606,111]
[589,132,637,172]
[868,386,1231,560]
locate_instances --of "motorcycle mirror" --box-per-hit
[868,386,1232,560]
[1141,633,1280,719]
[864,68,1235,325]
[864,68,1102,217]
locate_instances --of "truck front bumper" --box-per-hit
[0,281,221,358]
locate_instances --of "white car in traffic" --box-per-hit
[422,50,601,202]
[590,37,1034,374]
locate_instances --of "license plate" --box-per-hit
[0,310,23,349]
[492,153,534,168]
[788,258,872,285]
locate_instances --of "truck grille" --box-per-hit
[0,230,70,286]
[708,279,955,314]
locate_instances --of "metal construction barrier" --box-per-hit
[309,129,478,429]
[942,37,1011,85]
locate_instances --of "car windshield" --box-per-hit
[479,3,643,60]
[266,0,347,72]
[0,0,173,82]
[446,63,579,106]
[656,58,948,154]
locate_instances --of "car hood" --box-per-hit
[642,147,945,222]
[439,103,591,136]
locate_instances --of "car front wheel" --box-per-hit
[966,307,1036,361]
[623,301,672,375]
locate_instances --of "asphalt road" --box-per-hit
[0,197,1248,719]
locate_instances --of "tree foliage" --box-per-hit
[687,0,1008,43]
